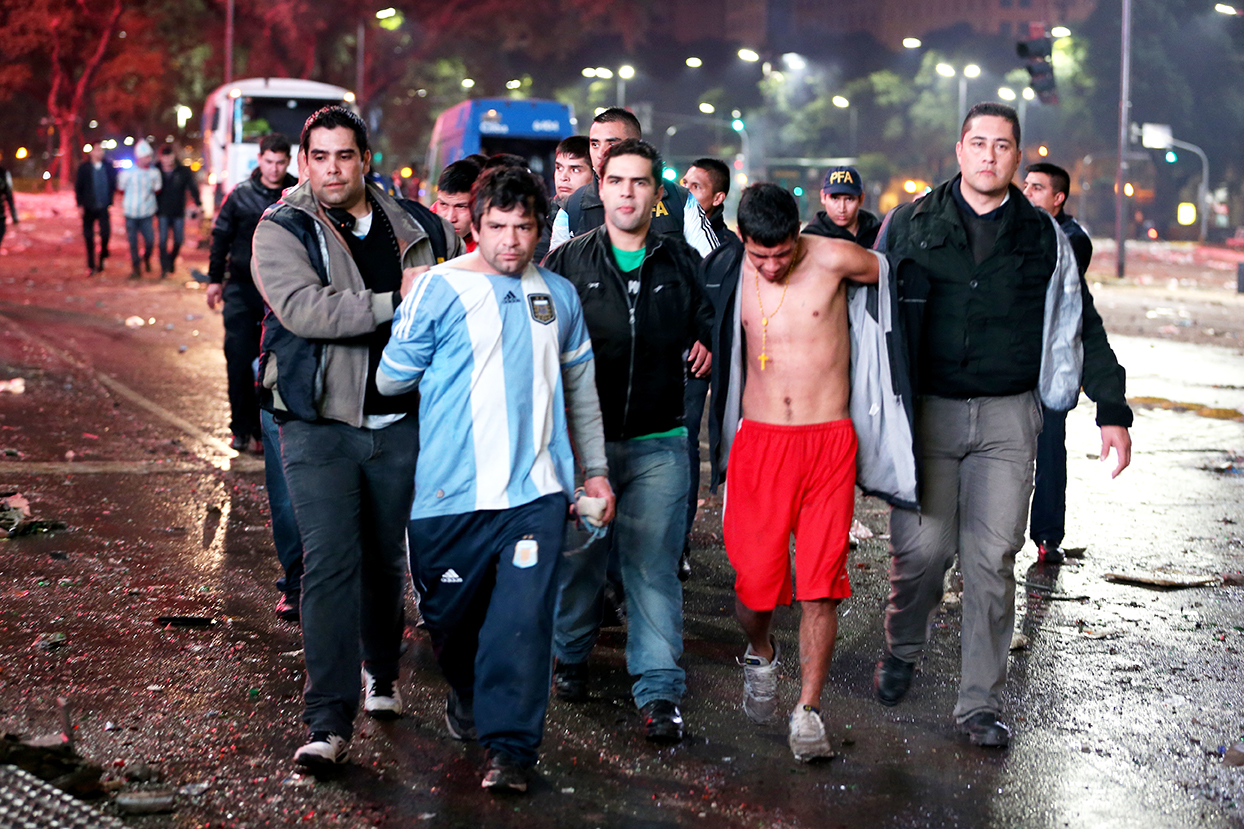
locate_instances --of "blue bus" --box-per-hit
[425,98,575,199]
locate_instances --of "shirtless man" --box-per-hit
[705,183,879,761]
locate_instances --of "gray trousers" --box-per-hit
[886,393,1042,721]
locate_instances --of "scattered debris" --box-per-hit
[177,781,210,796]
[850,518,874,540]
[34,632,67,651]
[942,591,961,608]
[156,616,216,628]
[1104,570,1219,588]
[1,492,32,530]
[0,732,104,798]
[1223,573,1244,586]
[0,378,26,394]
[1079,627,1124,640]
[1009,632,1030,651]
[115,789,176,814]
[123,762,157,783]
[1224,742,1244,767]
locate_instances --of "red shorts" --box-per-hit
[723,418,857,611]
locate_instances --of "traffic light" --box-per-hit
[1165,150,1178,163]
[1017,37,1057,105]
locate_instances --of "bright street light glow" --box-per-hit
[618,65,635,79]
[1051,26,1071,36]
[1023,87,1035,100]
[1215,3,1238,14]
[461,78,475,88]
[902,37,922,49]
[176,105,193,129]
[997,87,1017,101]
[699,102,715,114]
[343,91,356,102]
[732,119,745,131]
[686,57,702,68]
[83,144,92,153]
[15,147,27,160]
[375,7,396,18]
[124,136,135,146]
[964,64,981,78]
[662,168,678,182]
[1177,203,1197,225]
[505,79,522,90]
[738,48,760,62]
[1038,145,1049,156]
[582,68,596,78]
[936,63,955,77]
[832,95,849,108]
[782,53,806,70]
[595,67,613,79]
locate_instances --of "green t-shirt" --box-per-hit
[612,245,646,274]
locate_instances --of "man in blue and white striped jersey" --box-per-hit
[378,164,615,794]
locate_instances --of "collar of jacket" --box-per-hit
[581,221,672,270]
[248,166,297,197]
[280,179,429,257]
[578,178,602,210]
[910,175,1045,250]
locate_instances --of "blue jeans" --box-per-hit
[554,436,688,708]
[261,410,304,597]
[157,215,185,274]
[124,215,154,269]
[1030,406,1066,545]
[280,416,417,739]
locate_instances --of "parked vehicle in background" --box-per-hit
[426,98,574,200]
[201,78,356,214]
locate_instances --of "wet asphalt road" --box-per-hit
[0,257,1242,827]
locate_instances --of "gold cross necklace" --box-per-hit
[754,271,789,371]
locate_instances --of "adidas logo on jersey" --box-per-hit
[503,291,521,304]
[440,569,463,583]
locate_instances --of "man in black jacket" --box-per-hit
[545,140,711,744]
[75,145,116,275]
[802,165,879,248]
[155,146,202,278]
[207,133,297,454]
[1022,161,1096,565]
[872,103,1132,748]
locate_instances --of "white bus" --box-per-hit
[201,77,356,212]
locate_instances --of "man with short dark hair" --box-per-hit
[252,106,462,769]
[75,144,116,275]
[1022,161,1099,564]
[553,136,592,203]
[155,145,202,278]
[548,107,718,257]
[546,139,711,744]
[208,133,297,455]
[706,182,880,762]
[380,164,613,794]
[682,157,736,246]
[872,103,1132,747]
[434,159,482,252]
[803,165,879,248]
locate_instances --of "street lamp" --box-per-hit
[936,63,980,125]
[1215,3,1239,13]
[686,57,702,68]
[582,65,634,107]
[902,37,922,49]
[832,95,857,157]
[738,48,760,62]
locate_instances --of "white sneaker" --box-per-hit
[294,731,349,768]
[362,669,402,720]
[738,636,780,723]
[788,705,834,762]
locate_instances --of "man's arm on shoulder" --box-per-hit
[808,235,879,284]
[251,219,397,340]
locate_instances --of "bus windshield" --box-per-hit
[237,96,341,143]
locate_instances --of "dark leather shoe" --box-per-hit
[1036,540,1066,564]
[229,434,248,452]
[874,651,915,707]
[958,711,1011,747]
[640,699,684,744]
[275,593,300,623]
[553,660,588,702]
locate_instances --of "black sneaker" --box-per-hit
[874,651,915,707]
[1036,540,1066,564]
[362,669,402,719]
[275,593,300,623]
[294,730,348,768]
[958,711,1011,747]
[553,660,588,702]
[480,750,529,793]
[445,688,477,741]
[640,699,684,744]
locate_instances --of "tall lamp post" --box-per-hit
[581,65,636,109]
[936,63,981,126]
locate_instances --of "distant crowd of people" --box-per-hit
[73,97,1132,794]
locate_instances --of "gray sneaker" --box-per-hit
[738,636,781,723]
[788,705,834,762]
